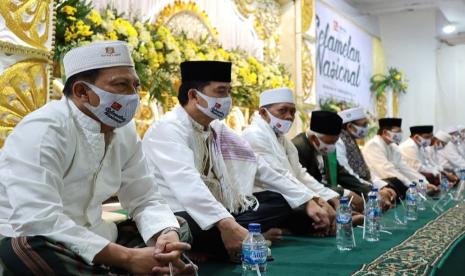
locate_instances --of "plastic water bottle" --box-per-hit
[440,175,449,195]
[369,187,382,214]
[364,193,380,242]
[417,179,427,211]
[242,223,267,275]
[336,197,354,251]
[406,183,418,221]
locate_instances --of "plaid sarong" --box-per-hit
[0,217,191,276]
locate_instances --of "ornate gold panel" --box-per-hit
[0,59,49,147]
[155,0,219,41]
[0,0,53,50]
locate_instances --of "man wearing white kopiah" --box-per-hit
[336,107,399,210]
[142,61,331,261]
[0,41,195,275]
[426,131,459,184]
[362,118,438,195]
[437,127,465,170]
[242,88,340,235]
[399,125,440,185]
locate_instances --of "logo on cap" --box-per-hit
[105,47,115,54]
[101,46,121,57]
[276,122,282,128]
[214,103,222,109]
[111,101,122,111]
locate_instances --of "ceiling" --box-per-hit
[344,0,465,45]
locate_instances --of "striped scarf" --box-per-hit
[340,129,371,181]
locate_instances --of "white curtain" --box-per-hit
[92,0,264,59]
[437,44,465,130]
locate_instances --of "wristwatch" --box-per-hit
[161,227,180,238]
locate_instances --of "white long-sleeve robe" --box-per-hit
[437,142,465,170]
[142,106,315,231]
[242,115,338,201]
[425,146,444,172]
[0,98,178,263]
[362,135,427,187]
[336,138,388,189]
[399,138,439,175]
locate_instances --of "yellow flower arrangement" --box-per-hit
[55,0,293,110]
[61,5,76,16]
[86,10,102,26]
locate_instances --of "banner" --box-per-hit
[315,2,372,110]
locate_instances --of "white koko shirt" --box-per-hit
[0,98,178,263]
[142,106,316,231]
[399,138,440,176]
[362,135,427,187]
[242,115,338,201]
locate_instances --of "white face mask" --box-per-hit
[451,134,461,144]
[314,135,336,154]
[195,90,232,120]
[349,123,368,139]
[265,109,292,135]
[416,136,431,148]
[81,81,139,128]
[386,130,403,144]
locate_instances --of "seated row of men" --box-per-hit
[0,41,462,274]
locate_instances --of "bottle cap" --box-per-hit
[368,194,377,200]
[248,223,261,232]
[371,187,379,192]
[419,179,424,183]
[340,197,349,204]
[409,183,416,188]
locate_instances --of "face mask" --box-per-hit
[451,134,461,144]
[81,81,139,128]
[387,130,403,144]
[314,135,336,154]
[416,136,431,148]
[349,123,368,139]
[265,109,292,135]
[195,90,232,120]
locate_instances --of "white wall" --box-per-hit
[437,44,465,129]
[319,0,380,37]
[378,10,438,135]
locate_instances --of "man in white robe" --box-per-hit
[336,107,398,210]
[242,88,340,234]
[426,131,459,184]
[399,125,439,184]
[0,41,193,275]
[437,127,465,171]
[142,61,330,261]
[362,118,438,195]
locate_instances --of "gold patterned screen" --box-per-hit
[0,0,54,148]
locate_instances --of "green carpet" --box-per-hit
[200,203,465,276]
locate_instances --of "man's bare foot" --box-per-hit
[263,228,283,241]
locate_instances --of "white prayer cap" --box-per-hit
[259,88,295,107]
[338,107,366,124]
[63,41,134,81]
[435,130,451,143]
[447,126,458,134]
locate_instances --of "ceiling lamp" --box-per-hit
[443,24,456,34]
